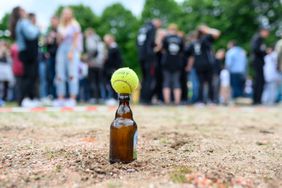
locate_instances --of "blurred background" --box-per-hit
[0,0,282,107]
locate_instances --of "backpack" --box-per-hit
[11,44,24,76]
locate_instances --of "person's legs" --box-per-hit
[68,51,79,100]
[257,76,265,104]
[28,61,38,100]
[196,71,204,103]
[47,56,56,98]
[253,73,259,104]
[206,71,214,103]
[231,73,244,99]
[2,81,9,101]
[88,68,95,100]
[39,61,47,99]
[15,76,22,106]
[189,68,199,103]
[262,82,270,105]
[163,88,171,104]
[212,74,220,103]
[277,73,282,102]
[238,73,246,97]
[180,68,188,102]
[55,47,66,99]
[230,73,236,98]
[93,67,101,101]
[140,59,147,102]
[142,56,156,104]
[253,67,264,104]
[172,71,181,105]
[19,51,29,103]
[269,82,278,105]
[162,70,171,104]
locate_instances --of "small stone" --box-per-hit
[127,168,135,173]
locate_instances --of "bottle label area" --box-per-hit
[133,130,138,159]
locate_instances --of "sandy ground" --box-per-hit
[0,105,282,188]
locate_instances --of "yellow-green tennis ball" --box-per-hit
[111,67,139,94]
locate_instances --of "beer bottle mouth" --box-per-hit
[118,94,130,100]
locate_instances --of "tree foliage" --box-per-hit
[54,4,99,31]
[180,0,282,50]
[141,0,181,26]
[0,0,282,73]
[98,3,139,71]
[0,13,10,39]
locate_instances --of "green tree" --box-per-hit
[99,3,139,72]
[0,13,10,39]
[54,4,99,31]
[141,0,181,27]
[179,0,282,50]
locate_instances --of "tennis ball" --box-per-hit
[111,67,139,94]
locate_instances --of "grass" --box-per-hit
[170,166,192,183]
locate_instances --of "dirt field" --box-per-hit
[0,106,282,188]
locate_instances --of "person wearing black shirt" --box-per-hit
[161,24,184,105]
[137,19,162,104]
[178,31,189,103]
[186,25,221,104]
[251,27,269,105]
[213,49,225,103]
[103,34,123,99]
[46,16,59,98]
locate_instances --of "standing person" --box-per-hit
[274,37,282,103]
[9,7,40,107]
[137,19,162,104]
[46,16,59,99]
[161,24,184,105]
[153,28,166,103]
[78,56,89,102]
[262,47,280,105]
[10,43,24,105]
[251,26,269,105]
[226,40,247,100]
[0,41,14,106]
[103,34,122,104]
[185,31,199,104]
[178,31,189,103]
[28,13,47,101]
[213,49,225,103]
[219,65,231,105]
[54,7,82,107]
[186,25,221,105]
[85,28,106,104]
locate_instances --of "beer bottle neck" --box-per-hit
[118,94,130,105]
[116,94,132,119]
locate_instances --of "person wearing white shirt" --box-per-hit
[262,49,280,105]
[219,68,231,105]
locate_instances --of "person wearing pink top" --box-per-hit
[10,43,24,105]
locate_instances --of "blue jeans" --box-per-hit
[47,56,56,98]
[55,44,80,97]
[79,78,89,101]
[39,61,47,98]
[262,81,278,105]
[188,68,199,103]
[230,73,245,98]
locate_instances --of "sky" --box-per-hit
[0,0,184,30]
[0,0,146,30]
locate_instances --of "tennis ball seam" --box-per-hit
[113,79,133,93]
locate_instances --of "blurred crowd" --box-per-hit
[0,6,282,107]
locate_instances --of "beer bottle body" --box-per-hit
[109,94,137,164]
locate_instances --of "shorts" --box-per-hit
[163,70,181,89]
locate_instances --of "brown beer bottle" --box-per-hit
[109,94,137,164]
